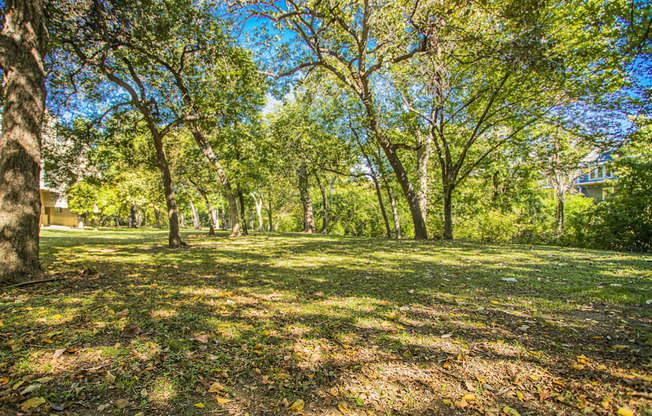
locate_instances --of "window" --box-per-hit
[55,207,62,213]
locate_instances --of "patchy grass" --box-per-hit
[1,228,651,416]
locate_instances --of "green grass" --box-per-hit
[1,228,651,415]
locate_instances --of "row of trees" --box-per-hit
[1,0,650,284]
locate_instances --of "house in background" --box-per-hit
[40,183,79,227]
[574,150,616,201]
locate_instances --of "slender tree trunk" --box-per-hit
[154,207,161,229]
[129,202,137,228]
[189,198,201,230]
[212,208,220,230]
[114,213,119,227]
[220,204,228,230]
[373,175,392,238]
[179,212,186,228]
[313,172,329,234]
[199,189,215,236]
[248,205,254,231]
[361,90,427,239]
[416,133,431,225]
[251,192,265,231]
[0,0,48,285]
[443,183,454,240]
[386,183,401,239]
[557,193,565,234]
[267,191,273,231]
[237,187,248,236]
[188,128,240,236]
[298,164,316,233]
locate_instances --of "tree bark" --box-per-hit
[154,207,161,229]
[416,133,431,225]
[188,128,241,236]
[189,198,201,230]
[298,164,316,233]
[386,183,402,239]
[267,191,274,231]
[313,172,329,234]
[0,0,48,285]
[361,91,427,239]
[114,212,119,227]
[237,187,248,236]
[128,202,137,228]
[212,208,220,230]
[251,192,265,231]
[557,193,565,234]
[199,188,215,236]
[443,183,454,240]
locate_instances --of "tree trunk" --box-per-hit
[179,212,186,228]
[199,188,215,236]
[189,198,201,230]
[313,172,329,234]
[416,133,431,225]
[129,202,137,228]
[114,213,119,227]
[237,187,249,236]
[212,208,220,230]
[154,207,161,229]
[220,204,228,230]
[188,127,240,236]
[0,0,48,285]
[373,174,392,238]
[443,183,454,240]
[557,193,565,234]
[251,192,265,231]
[149,131,183,246]
[248,205,254,231]
[361,91,427,239]
[267,191,273,231]
[386,184,401,239]
[298,164,316,233]
[140,209,147,227]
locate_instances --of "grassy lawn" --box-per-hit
[1,229,651,415]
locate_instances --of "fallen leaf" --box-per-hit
[115,399,129,409]
[503,406,521,416]
[572,364,585,371]
[41,338,53,343]
[21,397,46,411]
[216,397,232,404]
[617,407,634,416]
[454,400,468,408]
[20,384,40,395]
[194,403,206,409]
[53,348,66,359]
[208,382,224,393]
[443,399,452,406]
[338,402,351,414]
[12,380,25,390]
[106,371,116,383]
[35,377,53,383]
[462,393,476,401]
[289,399,305,412]
[516,391,524,400]
[192,334,209,343]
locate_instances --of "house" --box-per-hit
[574,150,616,201]
[40,184,79,227]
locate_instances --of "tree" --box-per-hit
[0,0,48,285]
[251,0,430,238]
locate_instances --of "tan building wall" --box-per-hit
[40,189,79,227]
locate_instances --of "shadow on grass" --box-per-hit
[0,230,650,415]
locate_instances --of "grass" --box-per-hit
[1,228,651,415]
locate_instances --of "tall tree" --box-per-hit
[0,0,48,284]
[251,0,430,238]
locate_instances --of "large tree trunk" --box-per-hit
[313,172,329,234]
[149,131,183,246]
[298,164,316,233]
[188,128,240,236]
[443,183,454,240]
[189,198,201,230]
[361,92,427,239]
[0,0,48,285]
[237,187,248,236]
